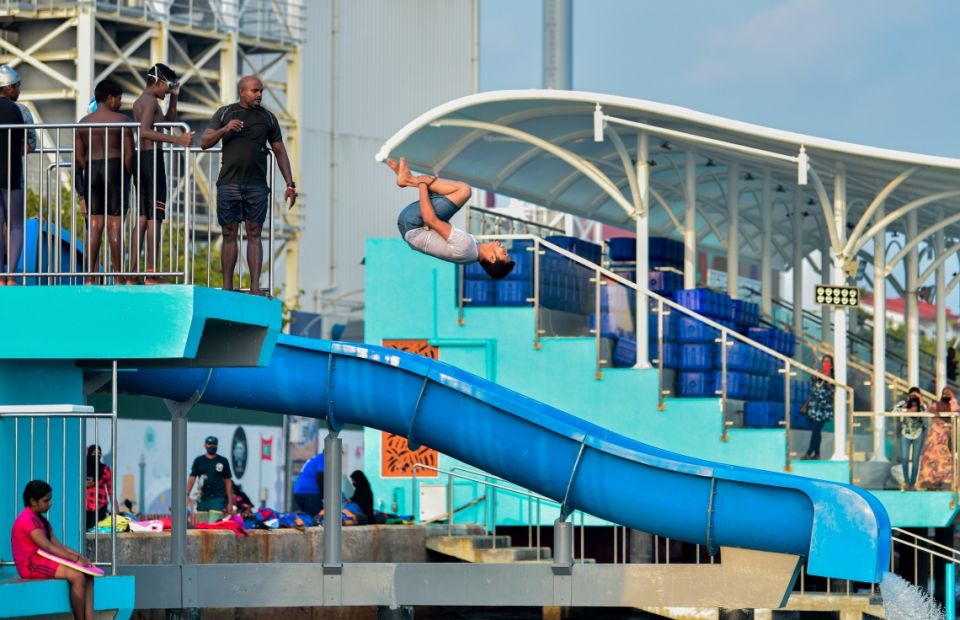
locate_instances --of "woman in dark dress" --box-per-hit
[803,354,835,460]
[349,470,375,525]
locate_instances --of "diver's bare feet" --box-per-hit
[398,157,412,185]
[387,158,414,187]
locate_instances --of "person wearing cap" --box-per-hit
[130,63,194,284]
[200,75,296,296]
[0,65,36,154]
[186,435,233,524]
[0,64,26,286]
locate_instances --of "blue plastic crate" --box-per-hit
[680,343,715,371]
[464,261,487,279]
[607,237,636,261]
[677,371,715,397]
[744,401,784,428]
[505,240,534,281]
[495,280,533,306]
[718,371,769,401]
[717,341,756,372]
[463,279,495,306]
[648,312,678,342]
[732,300,760,328]
[649,270,683,294]
[676,317,721,343]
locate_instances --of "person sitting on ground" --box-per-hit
[348,470,374,526]
[12,480,95,620]
[75,80,135,285]
[386,157,514,278]
[292,452,324,518]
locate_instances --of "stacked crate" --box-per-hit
[462,240,534,307]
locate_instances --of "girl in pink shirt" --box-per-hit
[12,480,95,620]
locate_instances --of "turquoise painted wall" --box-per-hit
[364,238,955,528]
[0,361,85,561]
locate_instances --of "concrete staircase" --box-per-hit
[426,533,553,563]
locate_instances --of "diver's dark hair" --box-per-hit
[23,480,52,507]
[480,259,515,280]
[146,63,177,86]
[94,80,122,103]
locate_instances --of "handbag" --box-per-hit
[798,393,812,417]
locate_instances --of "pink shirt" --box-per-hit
[11,508,50,574]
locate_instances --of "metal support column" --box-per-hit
[75,8,95,121]
[936,227,947,390]
[821,234,833,344]
[683,149,697,289]
[831,165,848,461]
[323,431,343,572]
[552,519,573,574]
[634,132,650,368]
[871,203,888,461]
[164,399,194,566]
[760,174,772,317]
[727,163,739,299]
[906,212,920,386]
[792,191,804,338]
[542,0,572,90]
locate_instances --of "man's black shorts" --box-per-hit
[216,183,270,226]
[86,158,129,217]
[136,149,168,221]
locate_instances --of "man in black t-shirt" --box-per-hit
[201,75,296,296]
[0,75,25,286]
[186,435,233,524]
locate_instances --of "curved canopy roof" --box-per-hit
[377,90,960,282]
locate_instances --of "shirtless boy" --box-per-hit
[75,80,134,284]
[130,63,193,283]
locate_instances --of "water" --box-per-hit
[881,571,945,620]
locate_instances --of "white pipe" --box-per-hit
[831,164,848,461]
[871,203,887,462]
[727,163,739,299]
[635,132,650,368]
[684,149,696,289]
[792,191,804,338]
[906,212,919,387]
[936,227,947,390]
[761,174,772,316]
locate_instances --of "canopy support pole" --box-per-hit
[727,163,739,299]
[684,149,697,289]
[871,203,888,462]
[831,164,849,461]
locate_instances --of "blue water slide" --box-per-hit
[116,334,890,583]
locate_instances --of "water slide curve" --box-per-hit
[117,334,889,583]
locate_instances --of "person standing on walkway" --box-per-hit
[802,354,835,460]
[187,435,233,523]
[0,64,26,286]
[916,386,957,491]
[200,75,296,296]
[130,63,193,283]
[75,80,135,284]
[893,386,926,490]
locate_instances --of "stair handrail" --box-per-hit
[411,463,591,561]
[469,234,855,470]
[892,527,960,564]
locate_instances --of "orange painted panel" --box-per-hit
[380,339,439,477]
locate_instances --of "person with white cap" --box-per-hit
[0,64,26,286]
[0,65,36,154]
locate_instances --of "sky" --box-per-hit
[480,0,960,158]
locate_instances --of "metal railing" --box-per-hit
[464,205,565,239]
[849,409,959,505]
[0,1,307,45]
[1,363,119,574]
[458,234,855,470]
[0,121,282,293]
[411,464,634,564]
